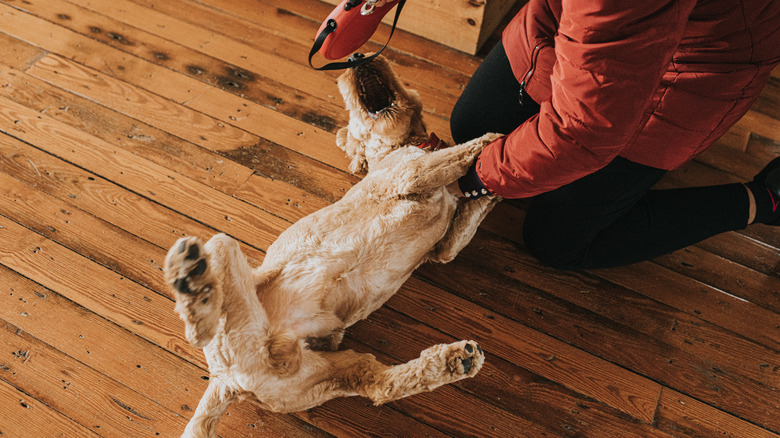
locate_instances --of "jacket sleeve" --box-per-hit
[474,0,696,198]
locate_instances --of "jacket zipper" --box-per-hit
[518,43,547,106]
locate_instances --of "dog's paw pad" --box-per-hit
[166,237,212,295]
[180,239,200,260]
[448,341,484,376]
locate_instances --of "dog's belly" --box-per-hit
[262,193,456,329]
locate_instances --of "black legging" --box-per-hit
[451,41,750,269]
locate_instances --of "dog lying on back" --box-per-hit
[164,56,500,437]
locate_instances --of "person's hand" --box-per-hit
[446,181,465,198]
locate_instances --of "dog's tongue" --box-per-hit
[357,66,394,115]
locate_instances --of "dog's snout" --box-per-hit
[348,52,365,63]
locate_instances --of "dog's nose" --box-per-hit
[348,52,365,63]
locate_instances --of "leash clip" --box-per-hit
[361,0,378,15]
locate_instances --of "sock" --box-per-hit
[746,180,780,225]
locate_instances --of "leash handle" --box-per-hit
[308,0,406,71]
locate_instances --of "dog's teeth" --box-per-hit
[357,68,394,114]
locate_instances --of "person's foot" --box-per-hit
[747,157,780,225]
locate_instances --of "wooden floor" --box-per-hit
[0,0,778,436]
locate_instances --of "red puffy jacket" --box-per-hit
[475,0,780,198]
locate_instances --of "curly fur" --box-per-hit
[165,56,500,438]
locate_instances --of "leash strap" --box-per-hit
[308,0,407,71]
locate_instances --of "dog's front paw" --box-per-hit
[165,237,212,296]
[445,341,484,377]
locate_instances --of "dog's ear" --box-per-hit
[336,126,349,152]
[336,127,368,174]
[265,333,302,376]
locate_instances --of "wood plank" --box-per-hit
[0,93,290,250]
[23,0,353,134]
[0,377,98,437]
[745,132,780,163]
[0,264,341,438]
[389,277,663,424]
[78,0,461,137]
[414,231,780,431]
[1,60,354,207]
[349,306,671,437]
[600,262,780,353]
[481,203,780,352]
[319,0,518,55]
[0,319,188,437]
[24,0,462,138]
[0,134,229,261]
[0,62,255,195]
[102,0,471,100]
[299,397,451,438]
[235,173,334,222]
[26,52,353,179]
[0,263,202,418]
[655,388,780,438]
[340,331,564,438]
[0,213,199,359]
[654,246,780,314]
[195,0,483,76]
[749,75,780,124]
[0,171,168,293]
[0,3,351,171]
[0,30,47,71]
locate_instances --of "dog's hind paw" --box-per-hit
[165,237,213,296]
[446,341,484,377]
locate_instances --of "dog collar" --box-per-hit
[415,132,447,150]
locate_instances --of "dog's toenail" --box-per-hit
[464,344,474,354]
[461,357,473,374]
[178,240,188,254]
[191,259,207,276]
[477,345,483,355]
[185,243,200,260]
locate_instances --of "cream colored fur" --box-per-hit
[165,56,500,438]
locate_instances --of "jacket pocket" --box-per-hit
[518,42,550,106]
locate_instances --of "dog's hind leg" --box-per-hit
[320,341,483,404]
[181,379,237,438]
[399,132,502,193]
[362,340,485,404]
[260,341,483,411]
[428,195,499,263]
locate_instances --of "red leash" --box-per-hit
[308,0,406,71]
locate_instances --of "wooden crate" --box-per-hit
[320,0,519,55]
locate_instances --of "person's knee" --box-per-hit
[450,100,480,144]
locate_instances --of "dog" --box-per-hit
[164,55,501,437]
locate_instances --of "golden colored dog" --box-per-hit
[165,56,500,437]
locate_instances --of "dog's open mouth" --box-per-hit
[354,63,395,120]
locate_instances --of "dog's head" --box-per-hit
[337,55,426,173]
